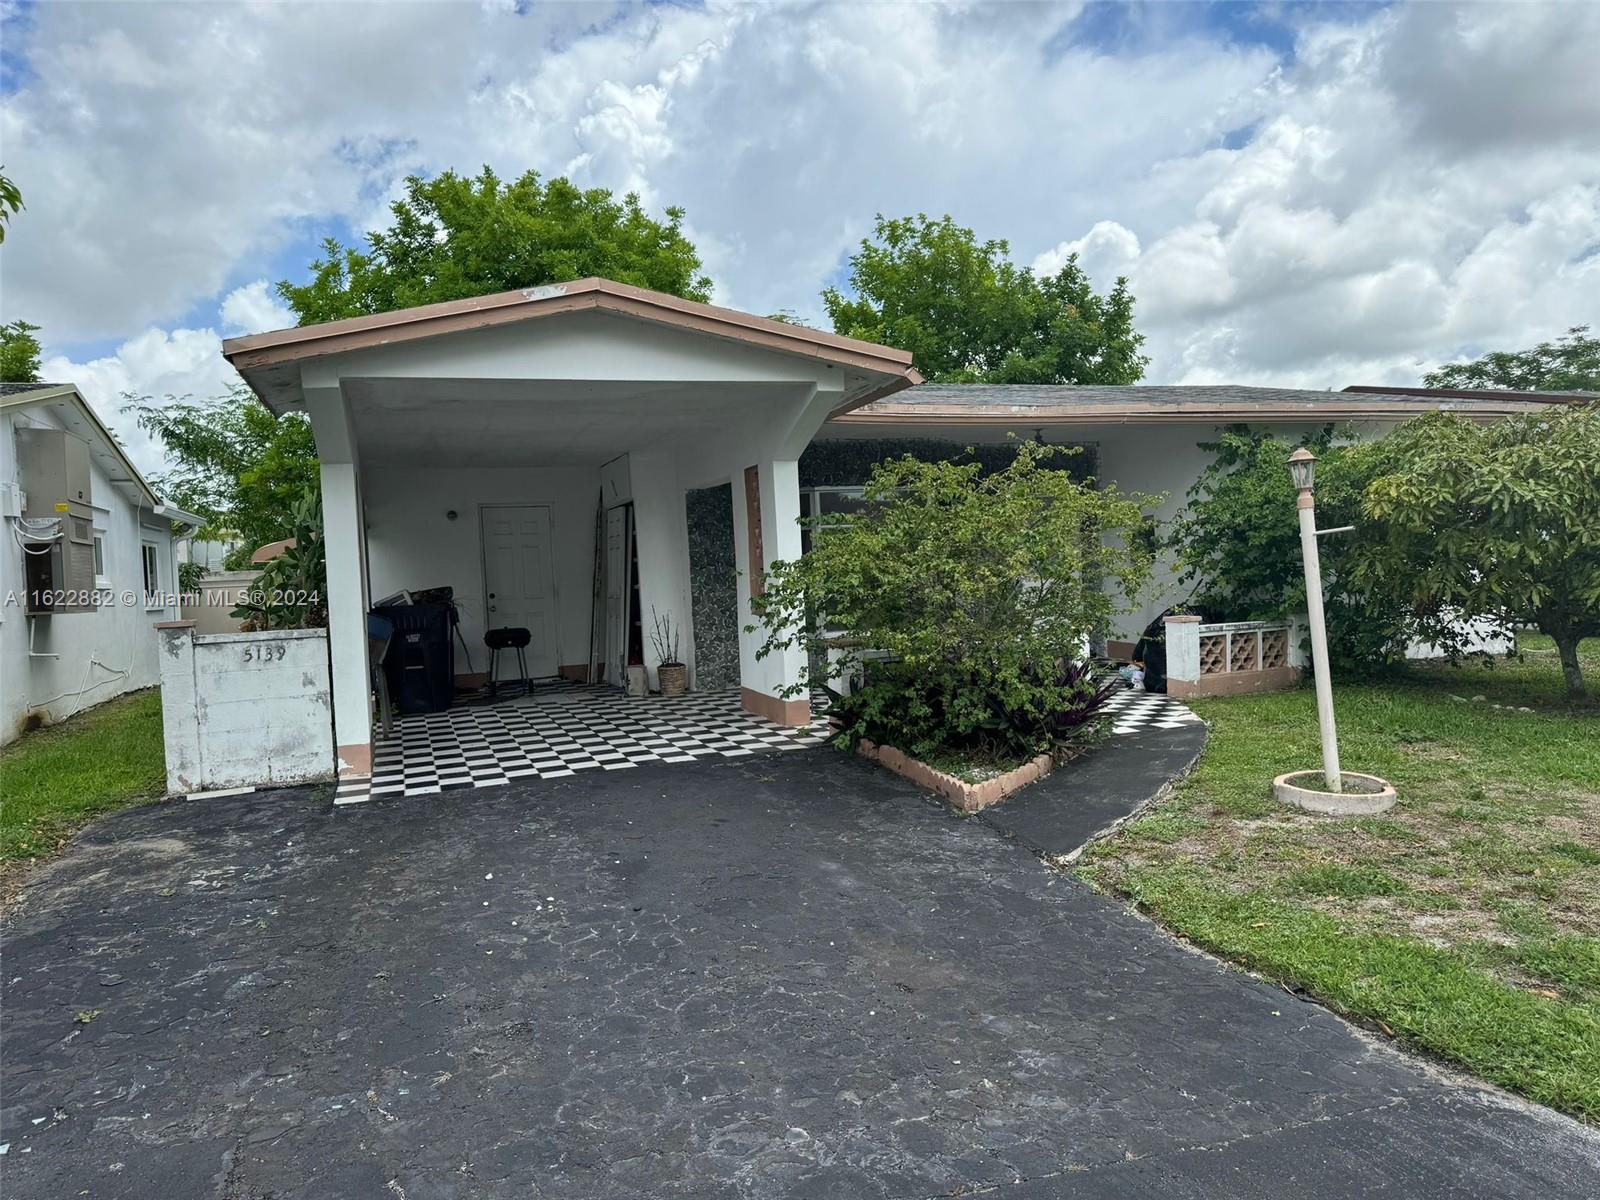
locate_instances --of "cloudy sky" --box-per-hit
[2,0,1597,475]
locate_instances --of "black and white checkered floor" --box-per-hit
[333,684,1201,805]
[334,686,832,805]
[1102,689,1204,735]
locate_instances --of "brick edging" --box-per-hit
[857,739,1054,812]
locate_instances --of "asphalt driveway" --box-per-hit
[3,749,1596,1198]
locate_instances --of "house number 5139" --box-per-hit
[242,644,288,663]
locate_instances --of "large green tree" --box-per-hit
[823,214,1147,384]
[277,167,713,325]
[126,386,320,569]
[1425,326,1600,393]
[1356,406,1600,700]
[0,319,42,383]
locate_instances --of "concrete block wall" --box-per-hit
[157,623,334,794]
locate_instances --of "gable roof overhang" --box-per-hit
[0,383,199,521]
[222,277,922,416]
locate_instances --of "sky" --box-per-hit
[2,0,1597,477]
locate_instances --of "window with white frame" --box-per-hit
[93,532,111,591]
[142,542,161,607]
[799,486,867,555]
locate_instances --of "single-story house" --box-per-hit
[1,382,202,743]
[219,279,1568,788]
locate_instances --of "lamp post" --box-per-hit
[1289,447,1341,792]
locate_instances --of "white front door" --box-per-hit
[481,505,558,677]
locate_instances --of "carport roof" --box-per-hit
[222,277,922,414]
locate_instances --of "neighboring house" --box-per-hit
[219,279,1573,785]
[1,382,202,743]
[180,536,243,573]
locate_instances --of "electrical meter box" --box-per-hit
[16,426,96,613]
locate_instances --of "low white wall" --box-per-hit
[157,624,333,793]
[180,570,255,635]
[362,465,599,677]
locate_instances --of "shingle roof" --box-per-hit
[837,382,1571,422]
[0,380,69,396]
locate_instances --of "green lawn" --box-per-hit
[1080,635,1600,1122]
[0,688,167,863]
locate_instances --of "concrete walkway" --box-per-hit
[981,721,1209,859]
[3,751,1596,1198]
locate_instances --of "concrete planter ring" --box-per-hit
[657,663,688,697]
[1273,770,1397,816]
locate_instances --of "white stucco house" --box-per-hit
[1,382,202,744]
[812,382,1563,659]
[218,279,1565,793]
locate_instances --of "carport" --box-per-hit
[223,279,919,786]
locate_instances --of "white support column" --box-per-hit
[733,455,810,726]
[628,447,695,691]
[305,386,372,778]
[1162,614,1202,697]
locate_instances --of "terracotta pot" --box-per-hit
[657,663,688,697]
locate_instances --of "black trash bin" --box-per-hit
[372,603,454,713]
[1133,603,1221,694]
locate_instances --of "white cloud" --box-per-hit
[2,0,1597,411]
[1078,2,1600,386]
[219,280,294,336]
[1032,221,1142,282]
[40,327,237,478]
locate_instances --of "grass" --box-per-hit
[0,689,167,864]
[1080,634,1600,1121]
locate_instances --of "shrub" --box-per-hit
[823,656,1120,761]
[750,441,1156,758]
[232,486,327,630]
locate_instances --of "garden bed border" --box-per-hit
[857,739,1054,812]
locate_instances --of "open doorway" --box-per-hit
[602,503,644,686]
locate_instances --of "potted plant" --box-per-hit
[650,608,688,697]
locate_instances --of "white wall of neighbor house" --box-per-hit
[361,464,601,678]
[813,417,1404,645]
[1095,420,1400,640]
[179,571,255,635]
[1,404,184,744]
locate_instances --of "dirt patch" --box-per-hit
[4,834,192,920]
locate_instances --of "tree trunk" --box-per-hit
[1549,628,1587,700]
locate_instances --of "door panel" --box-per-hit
[481,506,558,677]
[604,505,631,684]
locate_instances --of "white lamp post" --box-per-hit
[1288,447,1342,793]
